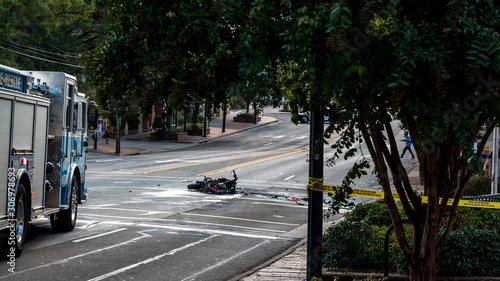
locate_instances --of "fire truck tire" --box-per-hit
[11,184,29,257]
[51,178,78,232]
[1,183,29,258]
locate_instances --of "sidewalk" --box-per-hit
[86,107,279,157]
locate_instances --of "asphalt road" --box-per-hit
[0,111,379,280]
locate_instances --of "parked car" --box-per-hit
[299,112,329,123]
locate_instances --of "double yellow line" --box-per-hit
[137,147,307,175]
[138,130,344,176]
[198,146,308,176]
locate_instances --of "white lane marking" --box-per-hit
[137,223,280,240]
[181,212,299,226]
[114,161,136,165]
[84,204,118,207]
[86,171,131,175]
[284,175,295,181]
[263,142,273,146]
[72,228,127,243]
[7,231,151,277]
[80,207,172,216]
[289,135,296,138]
[154,159,181,163]
[87,235,218,281]
[180,240,269,281]
[297,136,308,139]
[113,181,133,184]
[272,135,285,139]
[79,214,286,233]
[95,159,121,163]
[155,159,203,163]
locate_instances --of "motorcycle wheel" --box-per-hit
[204,182,227,194]
[187,183,203,190]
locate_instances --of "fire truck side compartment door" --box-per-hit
[0,97,12,218]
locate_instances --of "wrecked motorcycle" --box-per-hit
[187,170,238,194]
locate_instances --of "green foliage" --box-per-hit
[452,207,500,234]
[392,208,500,276]
[323,220,385,271]
[436,227,500,276]
[123,112,140,127]
[0,0,97,93]
[343,202,393,227]
[165,127,183,134]
[326,203,500,277]
[463,175,494,196]
[354,275,387,281]
[186,123,205,130]
[152,117,166,131]
[236,112,254,118]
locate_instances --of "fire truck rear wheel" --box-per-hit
[13,184,28,257]
[51,178,78,232]
[1,183,29,258]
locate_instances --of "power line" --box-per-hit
[43,39,94,56]
[0,41,81,64]
[0,45,85,68]
[2,40,83,59]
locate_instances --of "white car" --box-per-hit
[299,112,329,123]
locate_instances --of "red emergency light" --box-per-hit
[20,158,27,165]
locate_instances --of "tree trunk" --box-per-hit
[410,255,437,281]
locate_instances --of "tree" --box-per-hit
[0,0,97,93]
[82,0,500,279]
[272,1,500,280]
[235,0,500,279]
[85,0,276,152]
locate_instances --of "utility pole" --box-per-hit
[492,127,498,194]
[307,97,323,279]
[222,103,227,133]
[93,108,98,150]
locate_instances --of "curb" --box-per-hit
[228,238,307,281]
[190,119,279,143]
[86,119,279,157]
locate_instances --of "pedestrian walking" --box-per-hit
[400,131,415,159]
[103,131,111,144]
[483,142,500,177]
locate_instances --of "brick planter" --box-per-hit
[165,132,188,141]
[233,116,261,123]
[188,128,210,136]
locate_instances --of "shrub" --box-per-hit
[152,116,166,131]
[323,220,385,270]
[354,275,388,281]
[165,127,182,133]
[463,175,493,196]
[452,207,500,234]
[393,208,500,276]
[236,112,254,118]
[186,122,205,130]
[436,226,500,276]
[344,202,393,227]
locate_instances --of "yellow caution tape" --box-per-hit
[308,177,500,210]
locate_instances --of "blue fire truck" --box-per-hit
[0,64,88,257]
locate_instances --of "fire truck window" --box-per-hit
[82,102,87,131]
[73,103,78,133]
[67,84,74,98]
[66,104,71,129]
